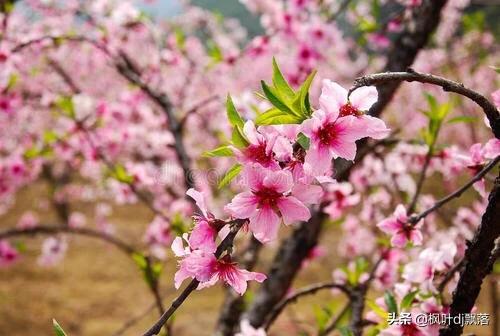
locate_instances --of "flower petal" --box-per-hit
[249,206,280,243]
[225,192,259,218]
[277,196,311,225]
[349,86,378,111]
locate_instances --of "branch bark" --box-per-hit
[368,0,449,118]
[439,172,500,336]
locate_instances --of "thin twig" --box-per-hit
[264,282,351,330]
[142,219,247,336]
[319,303,351,336]
[0,225,138,255]
[410,156,500,224]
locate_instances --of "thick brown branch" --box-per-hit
[439,172,500,336]
[368,0,449,118]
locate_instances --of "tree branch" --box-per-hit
[264,282,351,330]
[439,171,500,336]
[0,225,138,255]
[350,70,500,138]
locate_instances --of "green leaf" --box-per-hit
[255,108,303,125]
[297,133,310,150]
[112,164,134,184]
[447,116,477,124]
[207,40,223,63]
[367,300,388,320]
[272,57,295,100]
[400,290,418,310]
[43,130,59,144]
[218,163,242,189]
[293,70,317,117]
[231,126,250,148]
[55,96,75,119]
[339,327,354,336]
[203,145,234,158]
[53,319,68,336]
[384,292,398,315]
[174,27,186,49]
[226,95,245,128]
[261,81,294,115]
[132,253,148,269]
[6,73,19,90]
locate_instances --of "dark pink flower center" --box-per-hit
[253,187,282,207]
[339,103,362,117]
[316,121,338,146]
[401,323,422,336]
[245,143,273,166]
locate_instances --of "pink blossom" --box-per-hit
[172,237,266,295]
[0,240,18,266]
[236,320,267,336]
[301,80,389,176]
[323,182,360,219]
[144,216,172,248]
[68,212,86,228]
[225,165,312,242]
[186,188,221,253]
[18,211,39,229]
[492,89,500,108]
[232,121,279,170]
[377,205,423,248]
[38,237,67,266]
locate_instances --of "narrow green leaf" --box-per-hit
[366,300,388,320]
[255,108,304,125]
[339,327,354,336]
[231,126,249,148]
[226,95,245,128]
[272,57,295,100]
[384,292,398,315]
[261,81,294,114]
[218,164,242,189]
[203,145,234,158]
[400,290,418,310]
[297,133,310,150]
[447,116,477,124]
[53,319,68,336]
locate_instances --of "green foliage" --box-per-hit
[55,96,76,119]
[52,319,68,336]
[384,291,398,315]
[218,163,242,189]
[132,253,163,289]
[203,145,234,158]
[462,12,485,33]
[111,164,134,184]
[314,304,335,332]
[339,327,355,336]
[207,40,223,65]
[297,132,310,150]
[400,290,418,310]
[256,58,316,125]
[420,93,451,149]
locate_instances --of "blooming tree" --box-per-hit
[0,1,499,336]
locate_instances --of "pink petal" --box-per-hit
[224,268,248,295]
[410,229,423,246]
[174,267,192,289]
[189,220,217,253]
[225,192,259,218]
[329,138,357,161]
[242,165,267,190]
[391,232,408,248]
[377,218,401,234]
[358,115,390,140]
[262,170,293,193]
[171,236,187,257]
[186,188,208,218]
[277,196,311,225]
[291,183,323,204]
[319,79,347,119]
[243,120,262,145]
[249,205,280,243]
[394,204,408,222]
[300,114,321,138]
[304,144,333,176]
[349,86,378,111]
